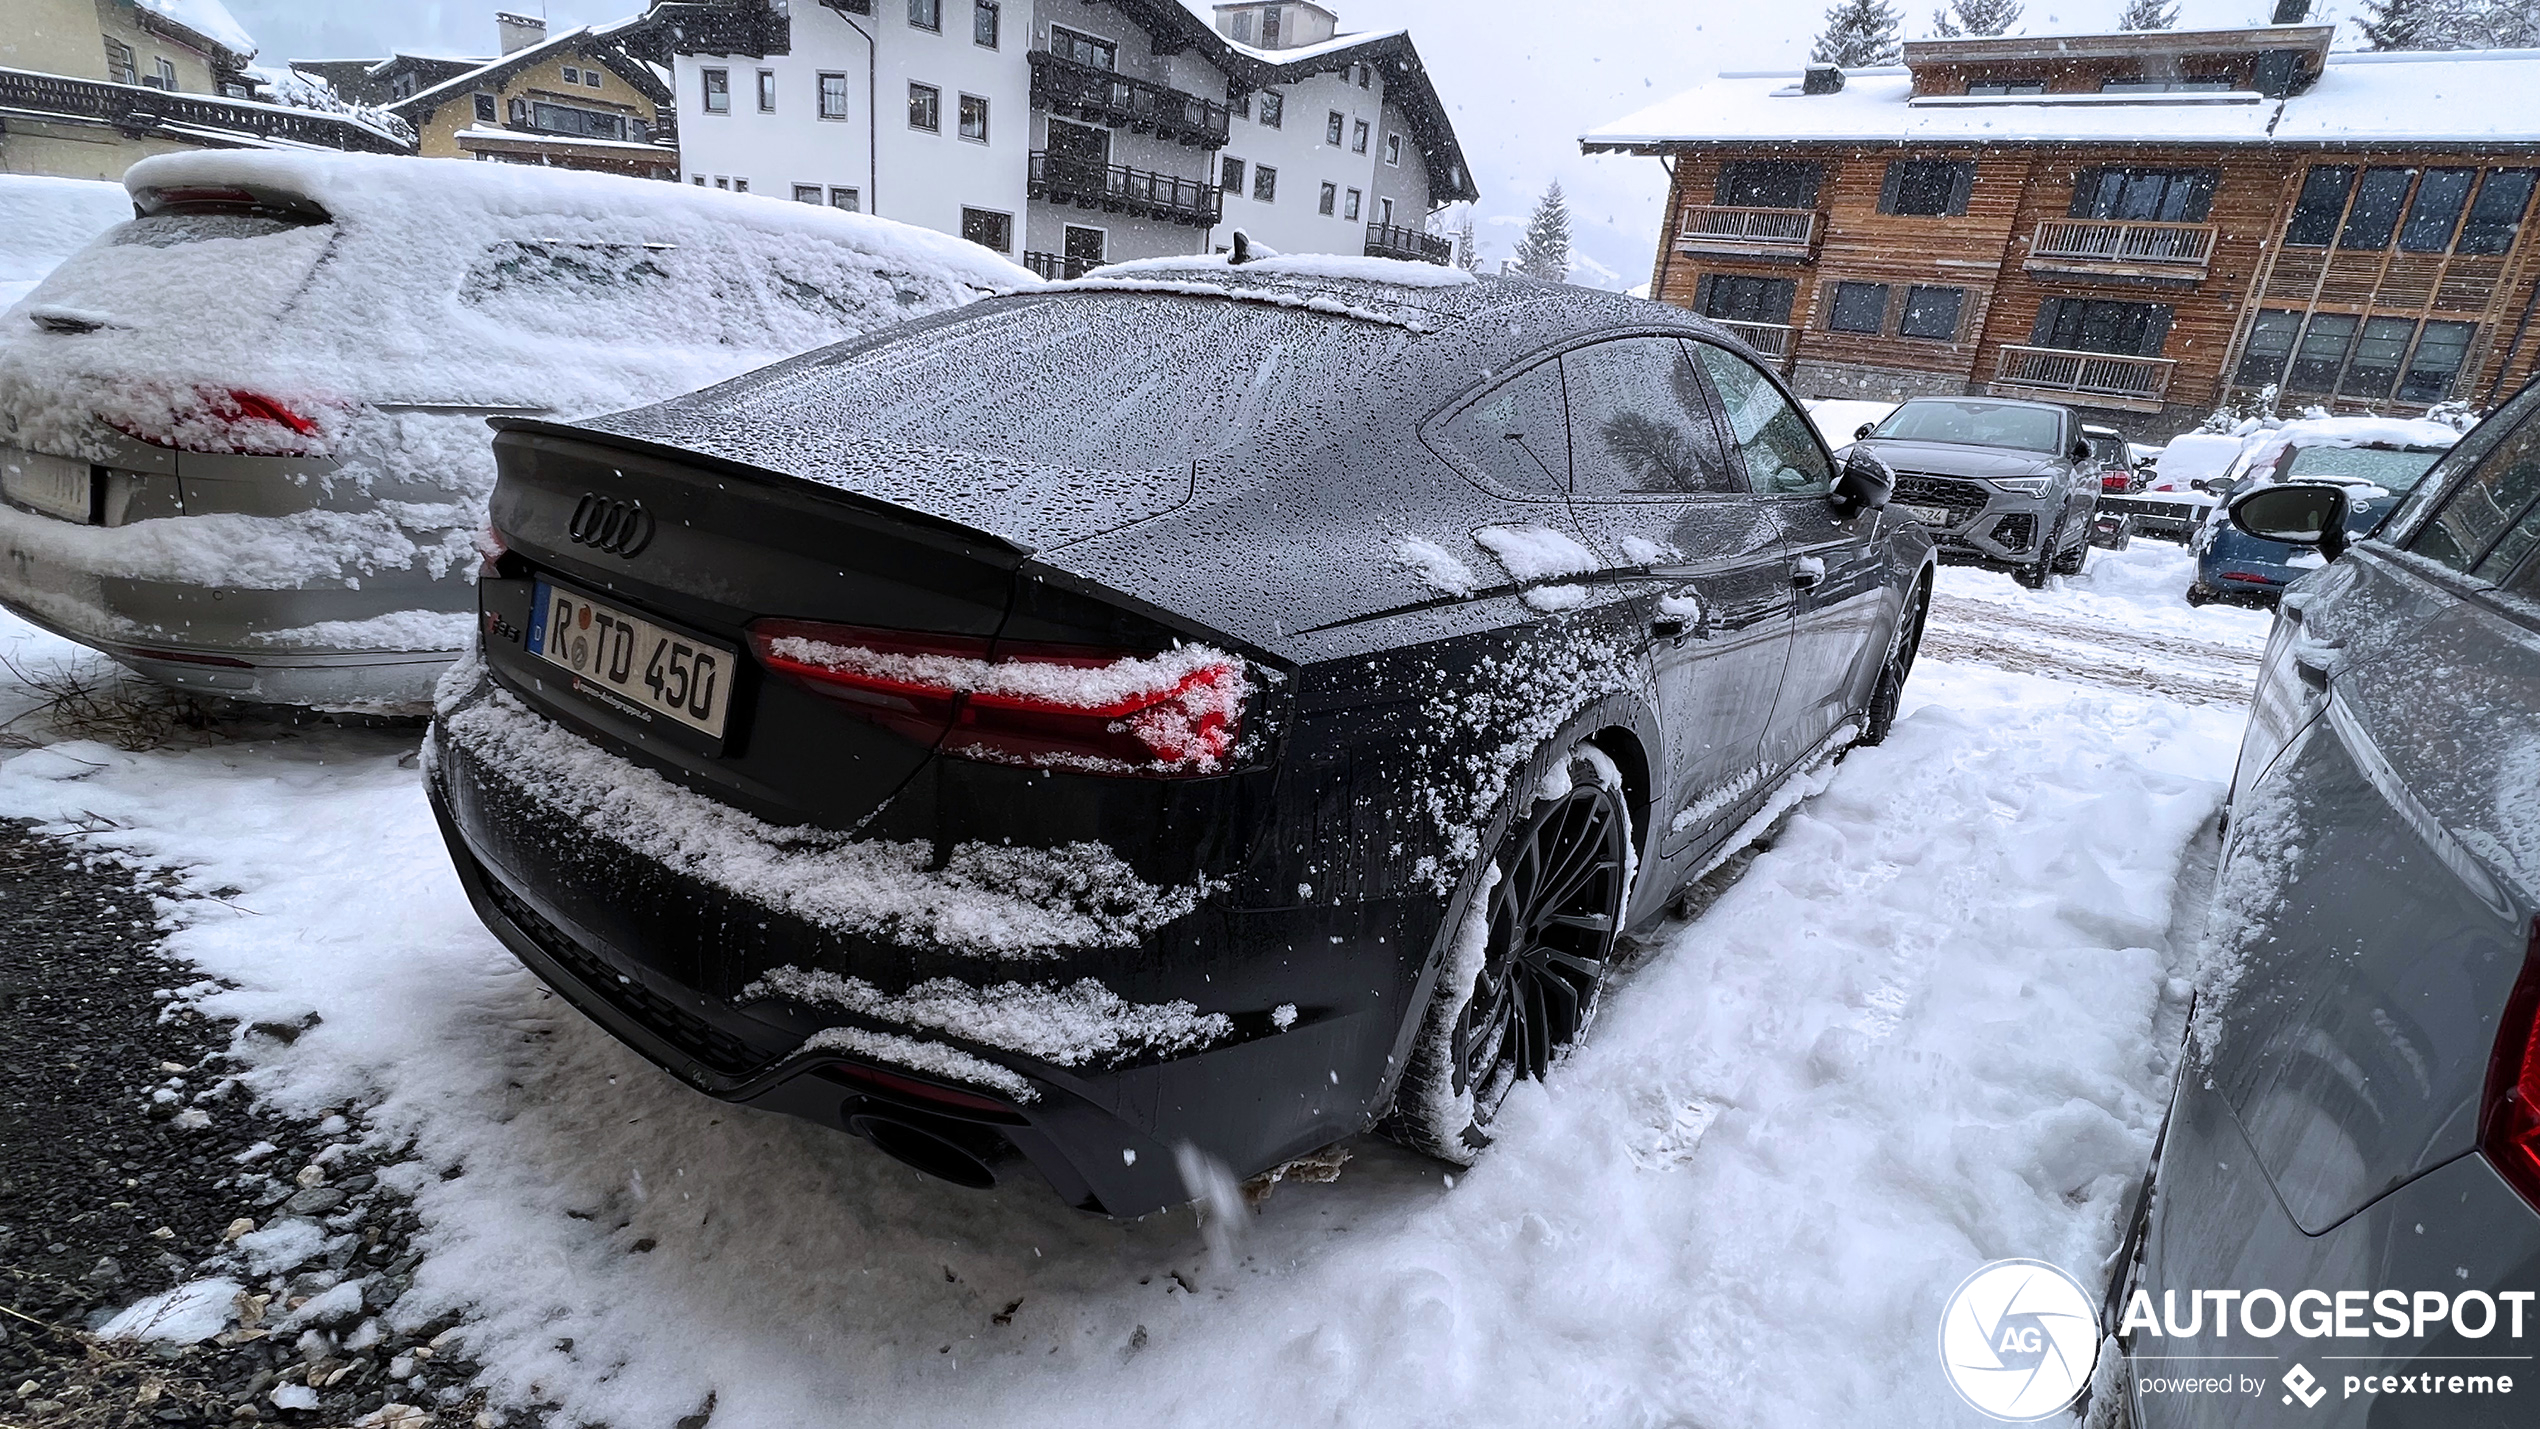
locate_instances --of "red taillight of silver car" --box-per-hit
[747,620,1248,776]
[101,384,341,458]
[2480,920,2540,1210]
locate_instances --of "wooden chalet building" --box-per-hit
[1583,27,2540,436]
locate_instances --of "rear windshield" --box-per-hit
[2283,443,2447,493]
[24,210,335,338]
[1871,401,2063,455]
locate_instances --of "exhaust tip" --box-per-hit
[846,1109,1001,1190]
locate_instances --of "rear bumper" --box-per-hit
[423,673,1422,1214]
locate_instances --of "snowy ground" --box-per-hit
[0,537,2267,1427]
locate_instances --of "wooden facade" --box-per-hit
[1595,30,2540,437]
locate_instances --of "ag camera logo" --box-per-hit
[1940,1259,2102,1421]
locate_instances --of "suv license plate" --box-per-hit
[0,448,93,523]
[1895,503,1955,527]
[527,579,734,740]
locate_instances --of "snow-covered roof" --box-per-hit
[1583,47,2540,151]
[1213,25,1408,67]
[133,0,257,60]
[388,15,667,118]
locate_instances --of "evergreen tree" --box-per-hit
[2115,0,2178,29]
[1511,182,1573,283]
[2355,0,2531,48]
[1452,210,1484,274]
[1810,0,1906,67]
[1929,0,2023,36]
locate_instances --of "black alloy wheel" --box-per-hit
[2015,512,2066,589]
[1859,576,1928,747]
[1450,762,1630,1134]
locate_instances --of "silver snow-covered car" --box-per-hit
[0,152,1027,711]
[1849,396,2102,587]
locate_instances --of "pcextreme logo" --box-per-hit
[1939,1259,2102,1421]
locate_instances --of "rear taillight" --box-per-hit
[476,525,508,578]
[101,383,340,458]
[2102,474,2129,492]
[2481,920,2540,1211]
[748,620,1248,776]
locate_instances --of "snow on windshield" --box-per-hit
[1872,400,2062,455]
[2283,443,2446,492]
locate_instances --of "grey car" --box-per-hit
[2108,378,2540,1427]
[1848,396,2100,588]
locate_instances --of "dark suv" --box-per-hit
[1851,397,2101,587]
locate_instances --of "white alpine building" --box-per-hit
[651,0,1474,275]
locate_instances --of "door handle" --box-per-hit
[1790,555,1826,590]
[2292,639,2342,690]
[1652,592,1707,641]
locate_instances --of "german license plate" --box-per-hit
[526,579,733,739]
[0,447,93,523]
[1895,503,1956,527]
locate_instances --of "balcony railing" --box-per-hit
[1990,345,2177,410]
[2026,218,2218,275]
[1364,222,1452,265]
[1028,50,1229,149]
[1028,152,1222,228]
[1674,204,1820,256]
[1712,318,1794,360]
[0,65,413,153]
[1021,250,1104,281]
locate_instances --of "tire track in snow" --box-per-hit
[1922,591,2262,707]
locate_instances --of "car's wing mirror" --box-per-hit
[1832,445,1894,517]
[2229,483,2351,561]
[2071,439,2094,463]
[1854,421,1877,441]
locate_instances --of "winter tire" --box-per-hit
[1857,573,1929,748]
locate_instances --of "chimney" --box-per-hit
[2268,0,2308,21]
[496,11,548,55]
[1802,63,1845,95]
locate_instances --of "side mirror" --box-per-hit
[1854,421,1877,441]
[2070,439,2094,463]
[2229,483,2351,561]
[1832,445,1894,517]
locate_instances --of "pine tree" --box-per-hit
[1810,0,1906,67]
[1452,210,1483,274]
[2115,0,2178,29]
[1510,182,1572,283]
[1929,0,2023,36]
[2355,0,2529,48]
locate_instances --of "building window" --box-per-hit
[2400,321,2476,403]
[1879,159,1974,217]
[1700,274,1798,326]
[974,0,999,47]
[819,72,849,119]
[474,92,498,123]
[2070,167,2217,223]
[1827,281,1888,333]
[830,187,861,212]
[1384,133,1401,166]
[793,184,822,204]
[529,102,632,140]
[1254,165,1277,203]
[1351,119,1369,153]
[1343,187,1360,219]
[2234,309,2300,386]
[1325,111,1344,146]
[1318,182,1336,214]
[961,207,1012,252]
[2340,315,2420,397]
[2339,167,2414,250]
[909,83,940,131]
[1050,26,1115,69]
[1258,91,1282,127]
[958,93,988,142]
[391,72,417,99]
[715,177,730,189]
[1378,196,1394,226]
[2033,297,2170,356]
[2459,170,2538,255]
[2285,165,2355,247]
[703,68,730,114]
[758,70,777,112]
[586,69,602,89]
[1357,63,1371,88]
[1900,285,1965,341]
[1222,156,1247,192]
[1262,5,1282,45]
[1065,225,1106,269]
[2286,313,2359,391]
[104,38,135,84]
[693,175,707,185]
[732,179,749,193]
[1716,160,1823,210]
[563,65,581,84]
[910,0,941,31]
[1965,78,2044,95]
[154,57,178,90]
[2400,168,2477,253]
[1230,9,1252,42]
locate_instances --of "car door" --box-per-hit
[1558,335,1792,859]
[2203,382,2540,1233]
[1688,341,1884,774]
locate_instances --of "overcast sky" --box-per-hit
[224,0,2357,288]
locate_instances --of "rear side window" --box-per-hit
[1434,360,1570,499]
[1561,337,1738,496]
[1692,343,1832,496]
[2411,403,2540,581]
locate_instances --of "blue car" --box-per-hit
[2186,426,2455,606]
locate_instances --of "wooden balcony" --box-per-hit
[1027,50,1229,149]
[0,65,412,152]
[1364,222,1451,265]
[2025,218,2218,279]
[1712,318,1794,362]
[1674,205,1820,259]
[1020,250,1103,281]
[1987,345,2177,412]
[1028,152,1221,229]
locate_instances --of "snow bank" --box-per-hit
[0,175,131,311]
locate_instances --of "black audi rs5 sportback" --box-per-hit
[425,256,1933,1215]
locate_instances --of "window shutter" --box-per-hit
[2142,305,2174,357]
[2029,299,2060,348]
[1946,162,1976,217]
[1877,161,1904,215]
